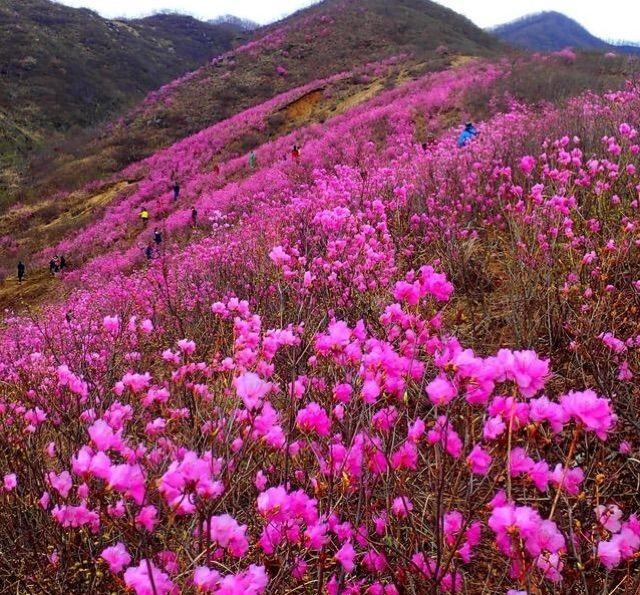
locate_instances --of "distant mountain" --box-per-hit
[210,14,258,31]
[0,0,245,171]
[492,11,640,55]
[29,0,501,193]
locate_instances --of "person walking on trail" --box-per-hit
[140,207,150,226]
[457,122,479,148]
[59,255,67,271]
[17,261,25,284]
[191,206,198,227]
[153,228,162,246]
[145,244,153,260]
[291,144,301,162]
[249,151,257,170]
[173,181,180,202]
[49,257,59,276]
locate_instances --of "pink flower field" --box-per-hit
[1,53,640,593]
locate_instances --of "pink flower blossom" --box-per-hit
[124,560,175,595]
[466,444,492,475]
[426,376,457,406]
[234,372,271,410]
[101,542,131,574]
[559,390,615,439]
[197,514,249,557]
[335,541,356,573]
[103,315,120,334]
[296,402,331,436]
[3,473,17,491]
[391,496,413,518]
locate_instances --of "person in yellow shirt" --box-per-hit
[139,207,150,226]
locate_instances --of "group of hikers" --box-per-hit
[139,205,197,228]
[15,124,478,285]
[139,193,198,261]
[248,143,303,171]
[15,254,67,285]
[49,255,67,275]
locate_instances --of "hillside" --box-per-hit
[0,0,245,178]
[0,40,640,592]
[19,0,502,197]
[493,11,640,55]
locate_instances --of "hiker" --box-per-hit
[153,228,162,246]
[291,144,300,162]
[17,261,25,284]
[49,257,59,276]
[145,244,153,260]
[173,181,180,201]
[457,122,478,148]
[59,255,67,271]
[191,207,198,227]
[140,207,150,226]
[249,151,257,170]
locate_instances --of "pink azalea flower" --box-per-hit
[391,496,413,518]
[107,464,145,504]
[296,402,331,436]
[334,541,356,573]
[103,315,120,334]
[391,441,418,471]
[483,416,506,440]
[595,504,623,533]
[3,473,17,491]
[550,464,584,496]
[135,505,158,532]
[559,390,615,439]
[508,447,533,476]
[520,155,536,175]
[47,470,73,499]
[598,539,621,569]
[426,376,457,406]
[234,372,271,410]
[361,379,381,404]
[466,444,492,475]
[101,542,131,574]
[177,338,196,354]
[197,514,249,558]
[123,560,175,595]
[508,350,549,398]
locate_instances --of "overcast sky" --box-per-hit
[57,0,640,42]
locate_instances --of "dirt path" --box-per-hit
[0,268,62,313]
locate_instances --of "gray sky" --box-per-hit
[56,0,640,42]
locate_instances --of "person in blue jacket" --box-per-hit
[457,122,479,148]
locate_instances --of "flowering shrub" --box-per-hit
[1,57,640,593]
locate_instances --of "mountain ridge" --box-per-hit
[492,11,640,55]
[19,0,502,198]
[0,0,247,190]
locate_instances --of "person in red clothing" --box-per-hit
[291,144,301,162]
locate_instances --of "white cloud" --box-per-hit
[55,0,640,43]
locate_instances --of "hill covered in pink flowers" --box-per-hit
[1,2,640,594]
